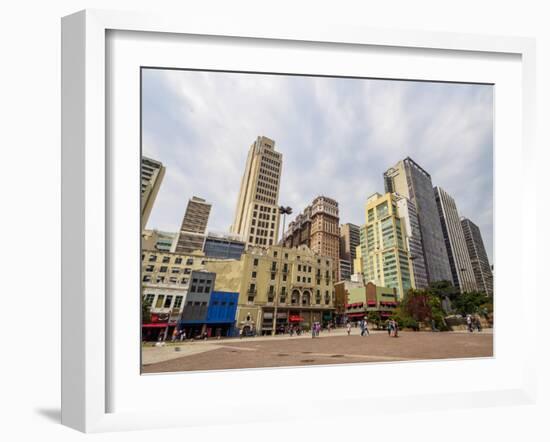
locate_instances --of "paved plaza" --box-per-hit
[142,328,493,373]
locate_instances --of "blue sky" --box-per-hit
[142,69,494,264]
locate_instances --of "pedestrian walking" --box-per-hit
[466,315,473,332]
[393,319,399,337]
[360,319,366,337]
[180,329,186,341]
[364,317,370,336]
[475,316,482,332]
[387,319,393,336]
[346,321,352,336]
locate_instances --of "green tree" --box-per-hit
[452,291,487,316]
[367,311,382,329]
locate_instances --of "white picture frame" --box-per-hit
[61,9,537,433]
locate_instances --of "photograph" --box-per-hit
[140,68,494,374]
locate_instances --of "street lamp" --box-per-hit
[272,205,292,335]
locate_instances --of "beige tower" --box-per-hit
[141,156,166,231]
[231,136,283,249]
[172,196,212,254]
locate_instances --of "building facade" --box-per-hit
[395,195,429,289]
[283,196,340,281]
[142,229,177,252]
[231,136,283,249]
[339,259,352,281]
[339,223,360,280]
[203,232,246,260]
[141,250,207,340]
[141,156,166,231]
[179,271,217,337]
[384,157,453,284]
[460,217,493,296]
[360,192,415,299]
[337,281,399,323]
[173,196,212,254]
[434,187,477,292]
[206,245,335,335]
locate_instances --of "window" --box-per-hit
[183,268,191,274]
[198,286,204,293]
[297,276,301,282]
[274,251,278,257]
[145,265,154,272]
[164,295,173,308]
[142,275,151,282]
[171,268,180,274]
[156,276,165,283]
[174,296,183,308]
[253,258,259,266]
[191,285,197,292]
[252,271,257,278]
[159,266,168,273]
[169,277,178,283]
[175,257,182,264]
[181,278,189,285]
[149,255,157,262]
[143,294,155,305]
[155,295,165,308]
[162,256,170,263]
[186,258,194,265]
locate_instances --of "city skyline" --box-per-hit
[142,68,494,264]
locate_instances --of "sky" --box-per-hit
[142,69,494,264]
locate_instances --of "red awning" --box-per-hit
[347,313,366,318]
[367,301,377,306]
[142,323,169,328]
[289,316,304,322]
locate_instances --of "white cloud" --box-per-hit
[142,69,494,262]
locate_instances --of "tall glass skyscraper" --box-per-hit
[460,217,493,296]
[384,157,453,284]
[434,187,477,292]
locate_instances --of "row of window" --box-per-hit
[143,275,189,284]
[143,254,199,265]
[143,294,184,310]
[144,265,192,274]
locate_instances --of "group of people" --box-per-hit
[466,314,482,332]
[345,318,371,336]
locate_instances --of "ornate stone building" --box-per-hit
[283,196,340,281]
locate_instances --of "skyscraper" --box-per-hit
[360,192,414,299]
[231,136,282,249]
[141,156,166,231]
[395,194,429,289]
[434,187,477,292]
[172,196,212,254]
[460,217,493,296]
[283,196,340,280]
[384,157,453,284]
[340,223,361,280]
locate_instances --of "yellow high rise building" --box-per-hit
[359,192,415,299]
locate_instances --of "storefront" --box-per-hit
[261,308,334,333]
